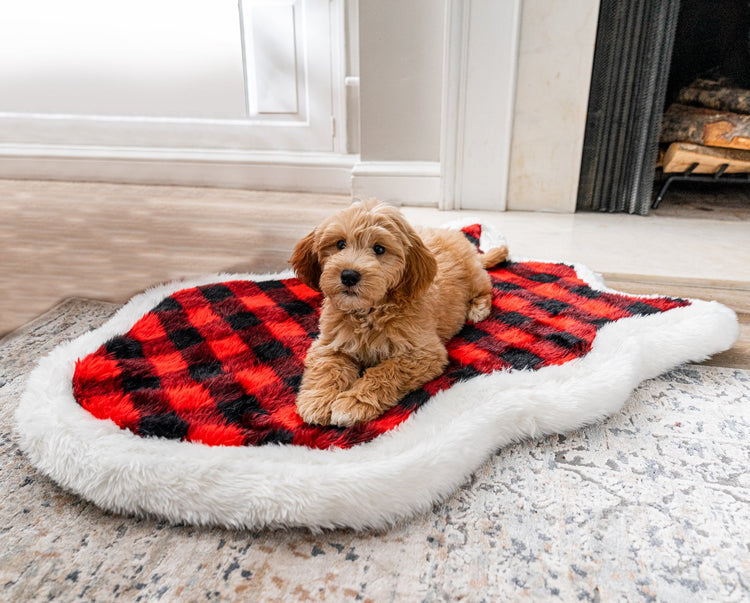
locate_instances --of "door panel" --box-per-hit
[0,0,247,119]
[0,0,336,152]
[246,2,300,115]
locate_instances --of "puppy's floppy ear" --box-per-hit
[392,227,437,301]
[289,230,322,290]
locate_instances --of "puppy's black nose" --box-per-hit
[340,269,361,287]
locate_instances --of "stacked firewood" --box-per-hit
[660,79,750,174]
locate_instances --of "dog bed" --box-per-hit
[14,223,738,530]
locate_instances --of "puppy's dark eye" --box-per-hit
[373,244,385,255]
[336,240,346,250]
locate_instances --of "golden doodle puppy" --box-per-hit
[290,200,509,427]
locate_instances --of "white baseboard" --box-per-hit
[0,146,444,204]
[351,161,440,206]
[0,144,357,194]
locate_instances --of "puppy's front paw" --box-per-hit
[330,391,381,427]
[295,390,334,425]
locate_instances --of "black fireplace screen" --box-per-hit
[577,1,681,215]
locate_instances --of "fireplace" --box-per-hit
[576,0,750,215]
[576,0,680,215]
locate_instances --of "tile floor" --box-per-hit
[402,205,750,284]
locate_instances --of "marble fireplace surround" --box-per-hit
[433,0,603,213]
[506,0,601,213]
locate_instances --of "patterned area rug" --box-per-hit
[13,224,738,530]
[3,298,748,601]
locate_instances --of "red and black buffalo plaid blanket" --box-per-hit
[73,226,689,450]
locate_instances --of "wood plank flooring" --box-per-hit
[602,275,749,370]
[0,180,348,336]
[2,179,747,369]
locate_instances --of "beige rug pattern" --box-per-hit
[2,299,748,601]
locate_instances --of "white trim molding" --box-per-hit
[351,161,440,206]
[0,144,357,194]
[440,0,521,211]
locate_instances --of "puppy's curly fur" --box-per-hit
[290,200,508,427]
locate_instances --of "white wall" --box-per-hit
[351,0,444,206]
[355,0,600,213]
[358,0,444,162]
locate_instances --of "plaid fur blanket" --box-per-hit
[15,222,737,529]
[73,225,688,450]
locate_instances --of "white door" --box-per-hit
[0,0,339,153]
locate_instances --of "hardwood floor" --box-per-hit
[2,179,748,369]
[603,275,749,370]
[0,180,348,336]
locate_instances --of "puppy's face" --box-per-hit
[290,201,437,312]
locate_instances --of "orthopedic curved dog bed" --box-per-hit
[14,223,738,530]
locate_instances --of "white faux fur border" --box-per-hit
[13,223,739,530]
